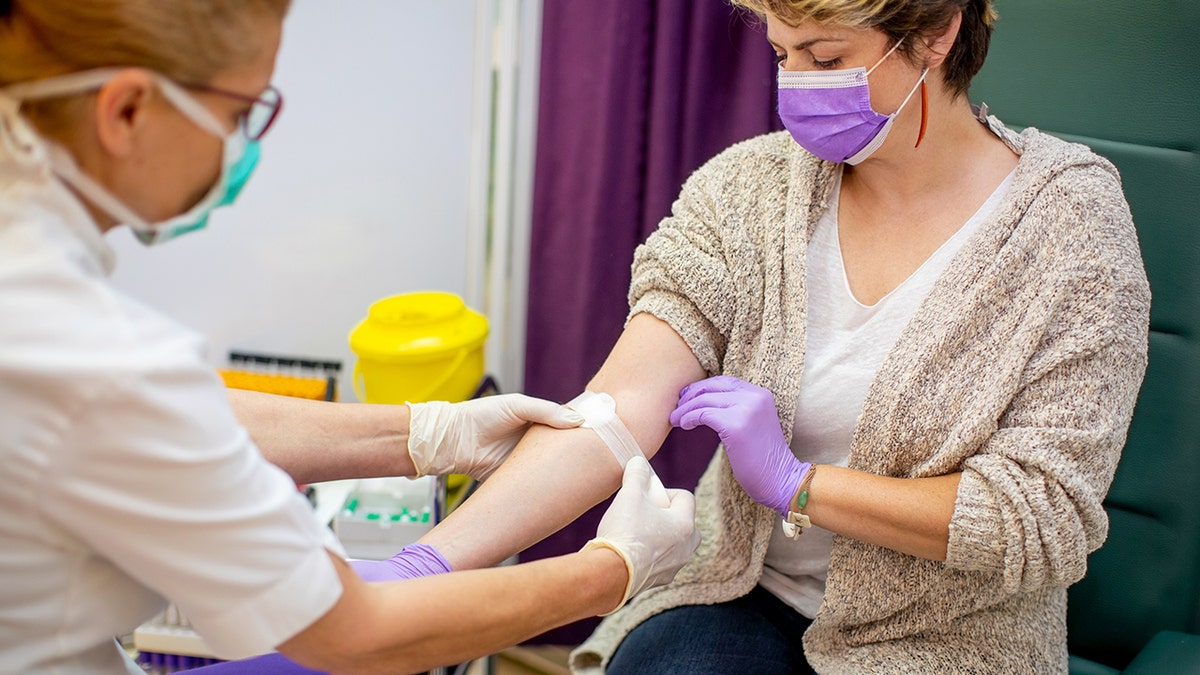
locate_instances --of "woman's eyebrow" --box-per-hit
[767,35,848,51]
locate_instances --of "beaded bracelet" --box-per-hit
[782,465,817,539]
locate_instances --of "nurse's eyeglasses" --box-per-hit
[179,82,284,141]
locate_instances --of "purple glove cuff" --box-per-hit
[770,461,812,517]
[181,652,326,674]
[350,543,452,582]
[177,546,452,674]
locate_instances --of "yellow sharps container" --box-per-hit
[349,291,489,405]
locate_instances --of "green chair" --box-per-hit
[971,1,1200,672]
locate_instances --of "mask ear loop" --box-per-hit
[915,80,929,148]
[151,75,229,139]
[865,38,906,77]
[868,38,928,149]
[866,37,930,150]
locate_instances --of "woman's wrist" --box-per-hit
[789,464,817,513]
[781,464,817,538]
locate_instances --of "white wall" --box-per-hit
[107,0,479,401]
[467,0,542,394]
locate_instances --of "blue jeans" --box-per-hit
[607,586,815,674]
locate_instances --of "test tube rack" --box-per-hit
[132,604,221,672]
[332,475,440,560]
[217,351,342,401]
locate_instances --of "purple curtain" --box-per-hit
[519,0,782,645]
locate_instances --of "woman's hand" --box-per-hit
[407,394,585,480]
[670,375,808,516]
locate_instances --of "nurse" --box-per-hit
[0,1,700,674]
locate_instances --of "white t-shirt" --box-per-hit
[0,138,345,673]
[759,168,1014,618]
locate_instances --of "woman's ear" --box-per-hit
[923,11,963,69]
[91,69,157,159]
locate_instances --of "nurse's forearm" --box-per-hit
[228,389,415,484]
[420,314,705,570]
[279,550,627,674]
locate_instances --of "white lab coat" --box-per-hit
[0,107,345,674]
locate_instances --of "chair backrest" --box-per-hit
[970,1,1200,669]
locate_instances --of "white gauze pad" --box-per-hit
[566,391,645,469]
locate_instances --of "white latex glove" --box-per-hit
[583,456,700,615]
[407,394,585,480]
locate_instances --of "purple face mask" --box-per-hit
[777,40,927,164]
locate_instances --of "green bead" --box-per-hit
[796,490,809,510]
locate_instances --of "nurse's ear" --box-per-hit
[91,68,158,160]
[922,11,963,70]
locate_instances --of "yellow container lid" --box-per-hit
[349,291,489,364]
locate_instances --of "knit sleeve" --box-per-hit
[628,229,728,375]
[945,165,1151,593]
[627,143,774,376]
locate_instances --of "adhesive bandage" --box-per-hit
[566,391,645,469]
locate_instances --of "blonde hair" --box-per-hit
[730,0,998,96]
[0,0,290,130]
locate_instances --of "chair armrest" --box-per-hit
[1121,631,1200,674]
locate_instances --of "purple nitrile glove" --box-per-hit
[181,652,326,674]
[670,375,809,517]
[349,543,452,582]
[181,545,451,675]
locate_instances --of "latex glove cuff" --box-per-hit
[581,538,637,616]
[406,400,456,477]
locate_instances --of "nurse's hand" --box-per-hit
[670,375,808,517]
[407,394,585,480]
[582,457,700,614]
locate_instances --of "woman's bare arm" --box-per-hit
[415,312,957,567]
[797,468,961,561]
[420,314,706,569]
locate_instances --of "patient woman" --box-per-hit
[420,0,1150,672]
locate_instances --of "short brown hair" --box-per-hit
[730,0,997,97]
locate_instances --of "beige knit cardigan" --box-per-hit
[571,114,1151,674]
